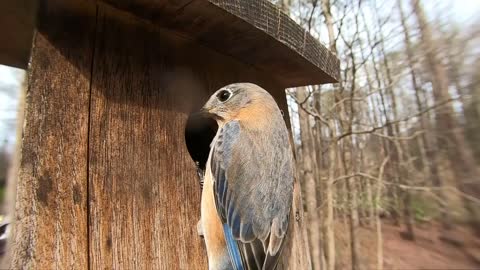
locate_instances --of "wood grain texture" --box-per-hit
[13,1,312,268]
[88,6,209,269]
[11,1,96,268]
[100,0,340,88]
[2,0,339,85]
[87,4,310,269]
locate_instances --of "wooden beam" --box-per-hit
[87,6,208,268]
[0,0,339,86]
[12,1,315,268]
[100,0,340,87]
[12,1,96,268]
[86,4,311,268]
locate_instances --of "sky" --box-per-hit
[0,0,479,150]
[440,0,480,23]
[0,65,24,151]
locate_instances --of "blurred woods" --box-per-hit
[273,0,480,269]
[0,67,24,212]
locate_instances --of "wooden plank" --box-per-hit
[11,0,96,268]
[1,0,339,86]
[99,0,340,87]
[208,0,340,85]
[88,6,209,269]
[88,4,310,268]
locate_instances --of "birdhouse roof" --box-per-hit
[0,0,340,87]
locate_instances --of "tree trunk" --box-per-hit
[463,62,480,163]
[377,87,400,226]
[365,175,375,227]
[344,41,361,270]
[358,33,380,229]
[321,1,338,269]
[412,0,480,235]
[312,89,328,270]
[376,157,389,270]
[326,132,337,270]
[297,87,322,270]
[378,31,415,238]
[393,139,415,240]
[363,18,400,225]
[397,0,451,229]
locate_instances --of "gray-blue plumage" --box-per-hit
[210,116,294,269]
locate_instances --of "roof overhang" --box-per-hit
[0,0,340,87]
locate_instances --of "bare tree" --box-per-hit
[376,157,389,270]
[297,88,323,270]
[397,0,451,230]
[412,0,480,235]
[321,1,338,269]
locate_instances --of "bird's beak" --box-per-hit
[198,107,215,118]
[199,107,210,115]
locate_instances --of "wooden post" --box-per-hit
[12,1,95,268]
[7,0,339,268]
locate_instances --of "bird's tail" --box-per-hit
[222,224,244,270]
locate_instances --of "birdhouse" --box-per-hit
[1,0,339,269]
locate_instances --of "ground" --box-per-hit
[382,223,480,270]
[335,221,480,270]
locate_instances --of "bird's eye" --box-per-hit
[216,90,231,102]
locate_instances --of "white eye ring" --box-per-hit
[216,89,232,102]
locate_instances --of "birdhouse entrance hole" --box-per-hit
[185,113,218,172]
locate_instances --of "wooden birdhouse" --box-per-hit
[0,0,339,268]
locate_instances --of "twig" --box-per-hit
[333,172,480,205]
[288,91,332,129]
[335,96,460,141]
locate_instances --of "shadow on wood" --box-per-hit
[9,0,339,269]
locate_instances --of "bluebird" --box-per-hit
[199,83,294,270]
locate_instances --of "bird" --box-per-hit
[199,83,295,270]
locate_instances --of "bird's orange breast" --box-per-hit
[201,164,229,269]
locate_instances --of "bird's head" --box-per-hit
[200,83,281,127]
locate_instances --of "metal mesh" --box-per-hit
[210,0,340,82]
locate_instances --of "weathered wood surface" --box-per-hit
[86,4,311,268]
[1,0,339,86]
[12,0,319,268]
[12,1,95,269]
[100,0,340,87]
[88,6,208,269]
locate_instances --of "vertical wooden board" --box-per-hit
[12,1,96,269]
[88,4,309,269]
[88,6,208,269]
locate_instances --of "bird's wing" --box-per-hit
[210,121,294,270]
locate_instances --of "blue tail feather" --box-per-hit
[223,224,244,270]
